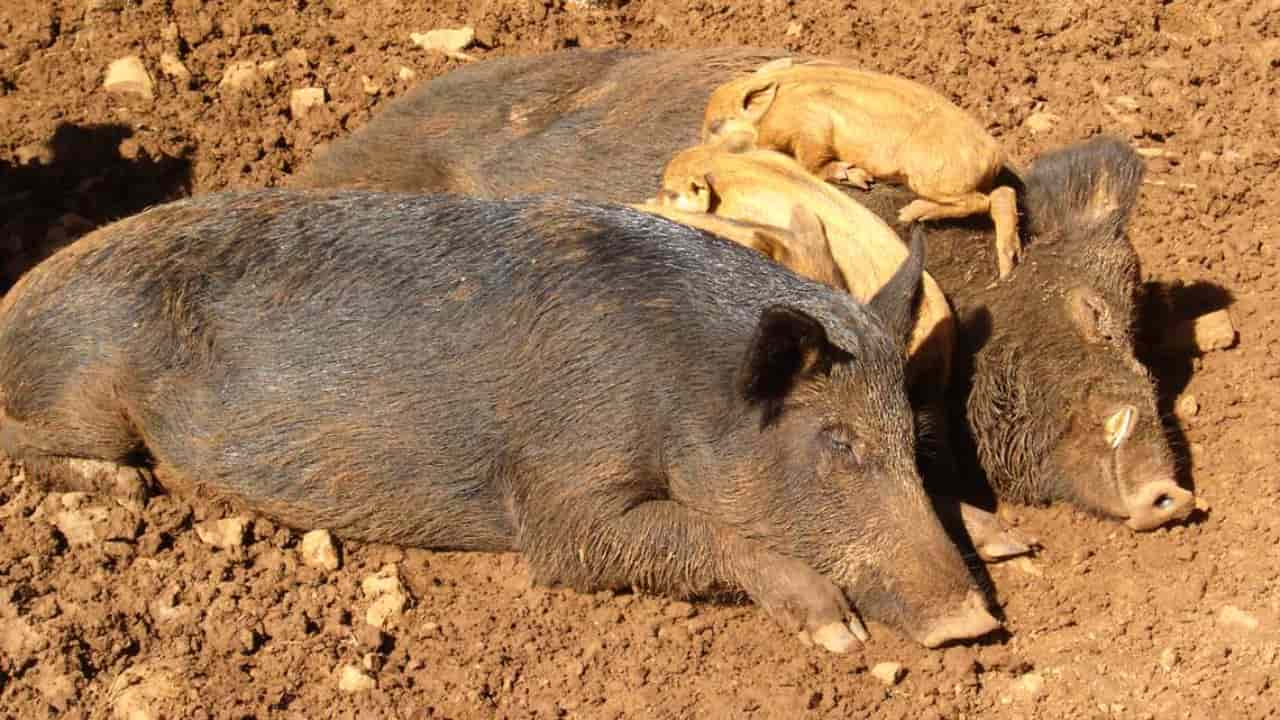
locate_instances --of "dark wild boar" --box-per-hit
[290,47,1195,535]
[0,189,1000,651]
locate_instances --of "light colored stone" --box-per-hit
[1024,111,1060,134]
[300,529,341,571]
[219,60,261,91]
[337,664,376,693]
[397,66,417,81]
[361,564,406,597]
[103,56,154,100]
[158,53,191,82]
[1159,647,1179,671]
[1015,672,1045,696]
[290,87,326,119]
[870,661,904,686]
[410,27,475,57]
[109,661,184,720]
[1176,394,1199,418]
[366,591,408,629]
[194,517,249,549]
[1218,605,1260,633]
[54,507,110,546]
[360,75,381,96]
[786,20,803,37]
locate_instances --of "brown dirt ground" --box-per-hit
[1,0,1278,718]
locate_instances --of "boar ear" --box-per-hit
[867,224,926,350]
[1022,135,1145,246]
[739,306,835,425]
[1066,286,1117,344]
[740,79,779,123]
[786,206,849,292]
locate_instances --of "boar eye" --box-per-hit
[822,428,860,460]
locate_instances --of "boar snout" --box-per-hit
[916,590,1002,648]
[1103,404,1195,531]
[1124,479,1194,531]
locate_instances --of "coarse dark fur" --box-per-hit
[0,189,980,642]
[290,48,1188,525]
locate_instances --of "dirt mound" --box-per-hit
[1,0,1277,717]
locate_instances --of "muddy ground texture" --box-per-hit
[1,0,1278,718]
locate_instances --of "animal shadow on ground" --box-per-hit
[0,122,193,295]
[1136,279,1235,500]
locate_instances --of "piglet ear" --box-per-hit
[740,79,779,123]
[739,305,833,426]
[867,224,926,351]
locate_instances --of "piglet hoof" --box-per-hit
[822,162,871,190]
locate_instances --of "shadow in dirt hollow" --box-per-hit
[0,122,193,295]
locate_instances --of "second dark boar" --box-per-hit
[0,190,999,651]
[291,48,1195,534]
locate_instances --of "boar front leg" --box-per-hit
[519,495,866,653]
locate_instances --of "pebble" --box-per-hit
[53,507,109,546]
[1024,111,1060,134]
[290,87,326,119]
[870,661,904,686]
[337,665,376,693]
[366,591,408,629]
[158,53,191,82]
[1015,671,1045,696]
[1176,394,1200,419]
[300,529,341,571]
[194,517,249,550]
[410,27,475,58]
[219,60,261,91]
[1217,605,1260,633]
[103,56,154,100]
[397,66,417,81]
[1159,647,1180,671]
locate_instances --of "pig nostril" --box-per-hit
[1154,494,1173,511]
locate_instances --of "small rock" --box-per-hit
[354,623,387,653]
[337,665,376,693]
[284,47,309,69]
[360,75,381,96]
[300,529,340,571]
[366,591,408,629]
[109,661,184,720]
[53,506,110,546]
[1015,672,1045,696]
[1024,111,1060,134]
[1162,309,1237,354]
[1159,647,1179,671]
[290,87,326,119]
[397,66,417,81]
[158,53,191,82]
[786,20,803,37]
[194,517,249,550]
[1176,394,1199,418]
[362,564,406,598]
[103,56,154,100]
[219,60,261,91]
[410,27,475,58]
[1217,605,1260,632]
[870,662,904,686]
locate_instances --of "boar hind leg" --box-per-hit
[899,188,1022,279]
[521,497,865,653]
[0,407,153,505]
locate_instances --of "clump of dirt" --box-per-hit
[1,0,1277,718]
